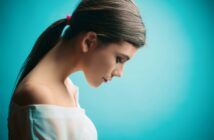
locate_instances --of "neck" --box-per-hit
[29,38,82,84]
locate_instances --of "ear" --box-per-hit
[81,32,98,53]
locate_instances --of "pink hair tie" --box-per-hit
[66,15,72,25]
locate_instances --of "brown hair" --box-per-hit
[14,0,146,90]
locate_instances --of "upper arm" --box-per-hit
[13,84,54,106]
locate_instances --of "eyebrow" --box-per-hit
[118,53,130,61]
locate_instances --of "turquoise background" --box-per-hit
[0,0,213,140]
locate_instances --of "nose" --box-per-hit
[112,64,124,77]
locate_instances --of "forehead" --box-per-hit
[102,41,138,58]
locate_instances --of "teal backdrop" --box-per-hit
[0,0,213,140]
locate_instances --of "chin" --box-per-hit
[87,79,102,88]
[83,73,102,88]
[88,82,100,88]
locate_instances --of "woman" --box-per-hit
[8,0,146,139]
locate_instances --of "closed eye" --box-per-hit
[116,56,125,64]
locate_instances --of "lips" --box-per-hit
[103,77,112,82]
[103,78,108,82]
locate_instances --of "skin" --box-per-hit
[25,31,138,87]
[77,32,138,87]
[82,37,138,87]
[12,31,138,107]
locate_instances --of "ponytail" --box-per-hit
[14,18,67,91]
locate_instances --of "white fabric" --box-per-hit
[8,79,98,140]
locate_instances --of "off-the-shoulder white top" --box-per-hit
[8,80,98,140]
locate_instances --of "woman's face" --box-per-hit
[82,40,138,87]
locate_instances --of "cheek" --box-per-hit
[89,53,115,74]
[95,56,113,72]
[83,51,116,87]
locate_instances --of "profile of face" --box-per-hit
[81,32,138,88]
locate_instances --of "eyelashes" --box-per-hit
[116,56,125,64]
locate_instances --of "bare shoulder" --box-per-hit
[12,83,55,106]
